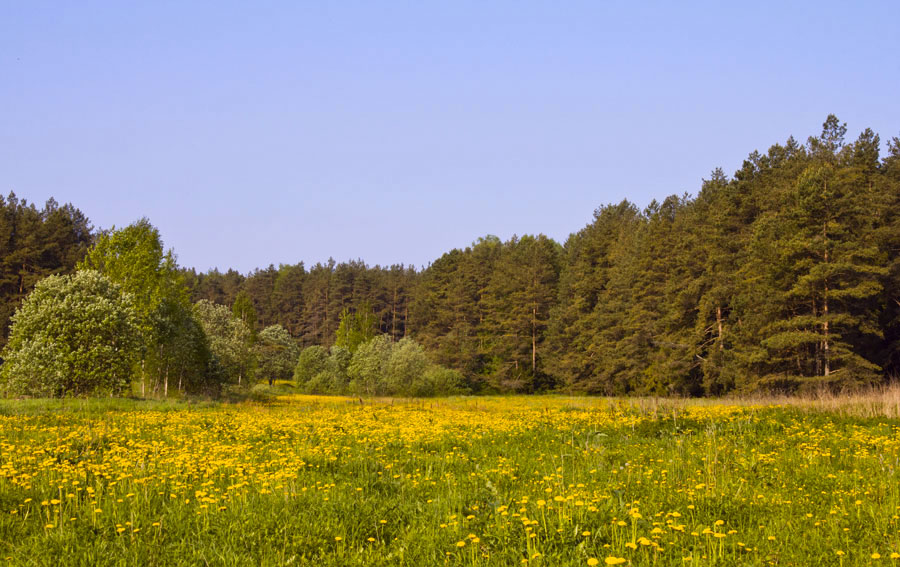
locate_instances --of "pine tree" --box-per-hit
[546,201,641,393]
[745,118,888,389]
[483,235,560,391]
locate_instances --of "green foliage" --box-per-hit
[294,345,330,388]
[482,234,561,392]
[255,324,299,382]
[0,270,139,397]
[162,311,216,396]
[231,290,258,339]
[417,365,464,397]
[383,337,429,394]
[192,300,255,386]
[296,336,463,397]
[294,344,354,394]
[347,335,393,395]
[334,301,378,353]
[79,218,200,396]
[80,218,177,326]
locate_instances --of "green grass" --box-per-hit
[0,395,897,565]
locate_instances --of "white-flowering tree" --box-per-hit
[0,270,139,397]
[192,300,254,386]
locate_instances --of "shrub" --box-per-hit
[347,335,392,395]
[384,337,429,395]
[420,366,466,396]
[294,346,330,388]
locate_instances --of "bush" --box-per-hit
[295,336,467,397]
[294,346,330,388]
[384,338,429,394]
[420,366,466,396]
[302,371,331,394]
[0,270,140,397]
[347,335,392,395]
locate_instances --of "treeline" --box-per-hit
[180,117,900,395]
[183,261,417,346]
[1,116,898,396]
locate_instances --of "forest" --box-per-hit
[1,115,899,396]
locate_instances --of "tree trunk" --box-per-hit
[532,305,537,375]
[813,298,821,377]
[823,219,830,377]
[323,287,329,344]
[391,287,397,341]
[715,305,724,350]
[823,287,830,377]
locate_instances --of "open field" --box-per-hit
[0,394,899,566]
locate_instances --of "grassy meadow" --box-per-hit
[0,392,899,566]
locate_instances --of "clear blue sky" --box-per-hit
[3,2,899,273]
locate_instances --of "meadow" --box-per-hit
[0,392,899,566]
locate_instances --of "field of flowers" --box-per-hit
[0,395,898,565]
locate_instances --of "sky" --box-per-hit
[2,2,899,274]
